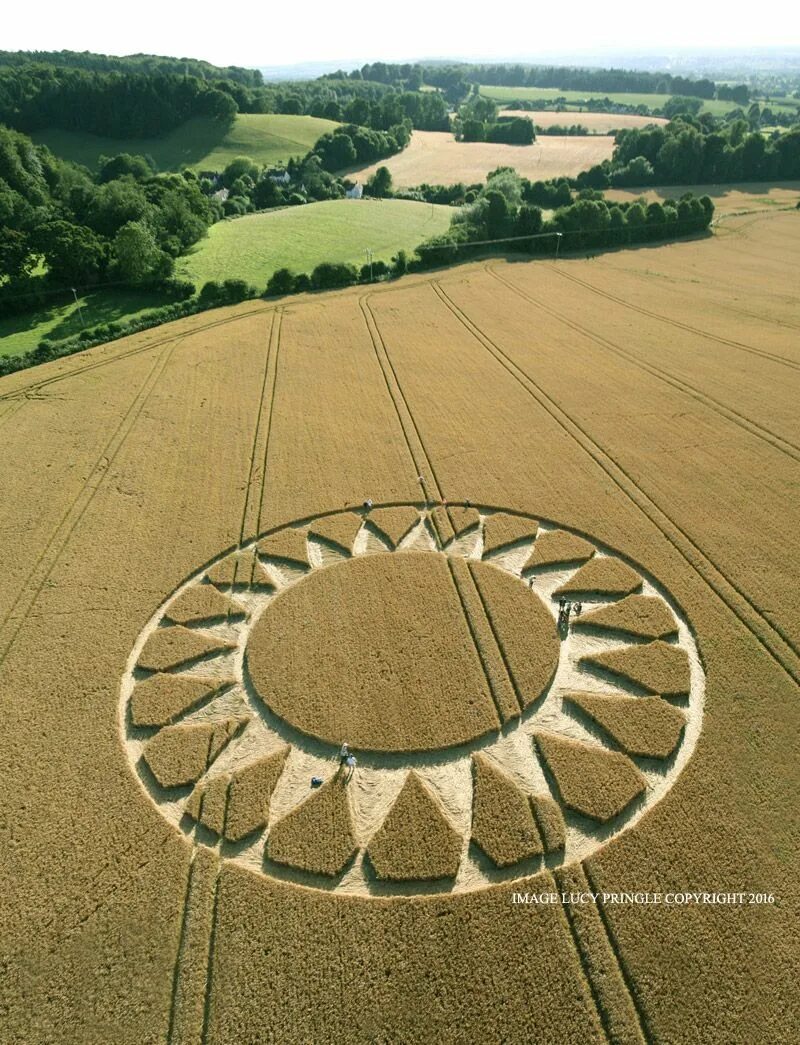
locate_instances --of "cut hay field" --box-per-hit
[606,180,800,215]
[502,109,668,131]
[1,208,798,1042]
[30,113,339,173]
[179,198,453,287]
[348,129,614,187]
[480,84,800,117]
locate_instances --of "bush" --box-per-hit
[161,277,196,301]
[310,262,358,290]
[293,273,312,293]
[265,268,296,296]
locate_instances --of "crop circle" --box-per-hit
[120,503,705,898]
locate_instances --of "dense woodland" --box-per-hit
[577,117,800,187]
[0,49,263,85]
[0,63,450,139]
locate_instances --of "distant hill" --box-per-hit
[0,49,262,85]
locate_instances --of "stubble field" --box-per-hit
[501,110,668,131]
[348,129,615,187]
[0,209,798,1043]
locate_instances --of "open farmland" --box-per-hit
[347,129,615,187]
[1,209,798,1042]
[30,113,339,173]
[606,180,800,215]
[480,84,800,117]
[501,109,669,131]
[179,198,452,287]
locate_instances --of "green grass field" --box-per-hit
[30,114,339,174]
[480,85,800,118]
[0,287,167,359]
[0,199,451,358]
[178,198,453,287]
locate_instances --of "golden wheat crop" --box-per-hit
[524,528,595,569]
[582,640,691,698]
[266,776,357,876]
[565,691,686,758]
[535,732,647,822]
[366,773,463,881]
[245,552,499,750]
[3,212,796,1043]
[575,594,678,640]
[470,754,543,866]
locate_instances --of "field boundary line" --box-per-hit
[0,302,274,403]
[487,268,800,462]
[0,339,176,667]
[543,263,800,374]
[431,280,800,675]
[359,295,455,544]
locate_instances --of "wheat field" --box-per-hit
[0,209,797,1043]
[348,129,615,187]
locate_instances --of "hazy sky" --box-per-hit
[5,0,798,68]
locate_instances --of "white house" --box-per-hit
[268,170,291,185]
[345,183,364,199]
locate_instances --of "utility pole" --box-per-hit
[366,248,374,282]
[555,232,563,260]
[71,288,85,328]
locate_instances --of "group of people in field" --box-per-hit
[557,597,582,631]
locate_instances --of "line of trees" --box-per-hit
[345,61,730,102]
[575,118,800,188]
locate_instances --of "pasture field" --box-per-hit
[0,199,450,359]
[348,129,614,186]
[179,198,453,287]
[0,209,798,1042]
[30,113,339,173]
[502,109,668,131]
[481,84,800,117]
[0,286,167,358]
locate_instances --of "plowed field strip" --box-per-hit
[167,849,221,1045]
[0,340,176,666]
[360,296,455,544]
[170,318,281,1026]
[0,302,273,403]
[542,265,800,373]
[431,282,800,679]
[487,269,800,462]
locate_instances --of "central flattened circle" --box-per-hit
[246,551,559,753]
